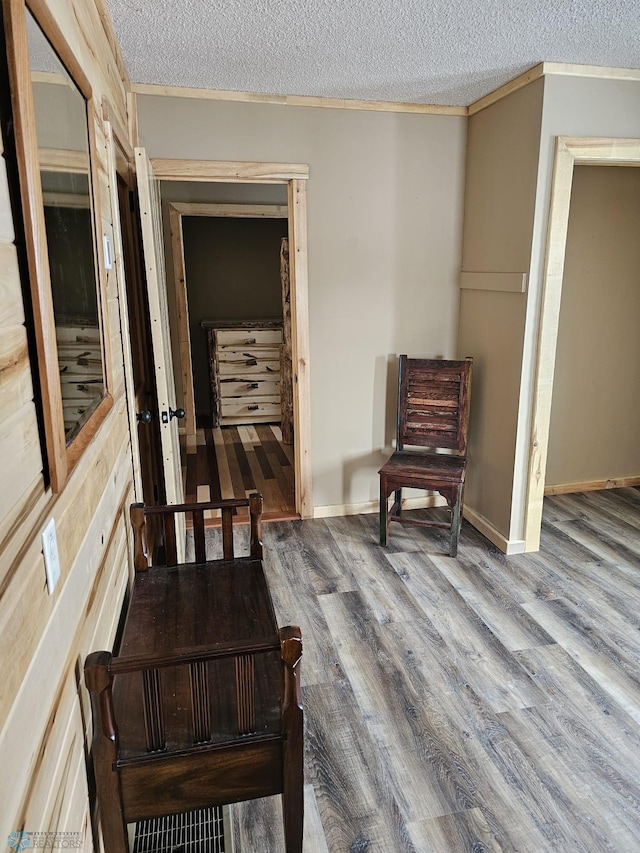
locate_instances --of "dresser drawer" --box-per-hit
[217,328,282,347]
[220,378,280,399]
[218,355,280,376]
[217,345,279,361]
[220,398,281,420]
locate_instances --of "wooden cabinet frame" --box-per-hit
[3,0,113,492]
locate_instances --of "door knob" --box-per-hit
[136,410,154,424]
[161,407,185,424]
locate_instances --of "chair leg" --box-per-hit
[449,485,463,557]
[379,479,388,546]
[394,488,402,517]
[280,629,304,853]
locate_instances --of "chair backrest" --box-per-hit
[397,356,472,454]
[130,494,263,570]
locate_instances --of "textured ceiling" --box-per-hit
[105,0,640,106]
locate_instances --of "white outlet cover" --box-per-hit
[42,517,61,594]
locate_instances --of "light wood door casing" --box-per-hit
[135,147,185,557]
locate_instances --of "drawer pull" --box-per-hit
[245,338,257,344]
[248,405,260,411]
[248,383,259,390]
[245,358,258,367]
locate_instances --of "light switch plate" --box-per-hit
[103,233,113,269]
[42,518,61,594]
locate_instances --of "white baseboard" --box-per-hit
[313,495,446,519]
[462,505,525,555]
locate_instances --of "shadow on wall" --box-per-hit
[342,449,391,509]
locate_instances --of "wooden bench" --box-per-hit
[85,495,303,852]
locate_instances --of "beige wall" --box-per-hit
[457,79,544,546]
[546,165,640,486]
[138,96,467,509]
[0,0,133,846]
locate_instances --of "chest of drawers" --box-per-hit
[203,320,283,426]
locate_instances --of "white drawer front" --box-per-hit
[216,328,282,347]
[218,358,280,376]
[217,345,279,361]
[220,379,281,398]
[220,398,281,418]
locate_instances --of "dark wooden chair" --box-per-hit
[379,356,472,556]
[85,495,303,853]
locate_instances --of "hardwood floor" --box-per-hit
[182,419,297,522]
[220,487,640,852]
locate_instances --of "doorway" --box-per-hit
[150,159,312,520]
[169,200,295,519]
[545,164,640,495]
[524,137,640,550]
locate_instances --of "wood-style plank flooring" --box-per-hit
[215,487,640,852]
[182,419,297,522]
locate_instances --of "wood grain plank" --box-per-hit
[550,515,640,567]
[220,426,251,509]
[304,679,419,852]
[407,807,503,853]
[0,159,16,243]
[387,551,549,713]
[263,542,346,688]
[0,325,33,414]
[325,515,431,626]
[0,405,43,529]
[318,590,479,824]
[0,241,23,327]
[203,421,222,502]
[521,596,640,725]
[497,702,640,851]
[212,425,235,500]
[426,550,557,652]
[266,518,358,598]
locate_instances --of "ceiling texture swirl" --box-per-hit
[106,0,640,106]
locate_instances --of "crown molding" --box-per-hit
[131,63,640,119]
[468,62,640,116]
[130,82,467,116]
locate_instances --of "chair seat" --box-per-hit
[379,450,466,484]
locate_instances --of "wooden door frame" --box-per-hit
[167,201,288,444]
[103,119,143,501]
[524,136,640,550]
[152,159,312,518]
